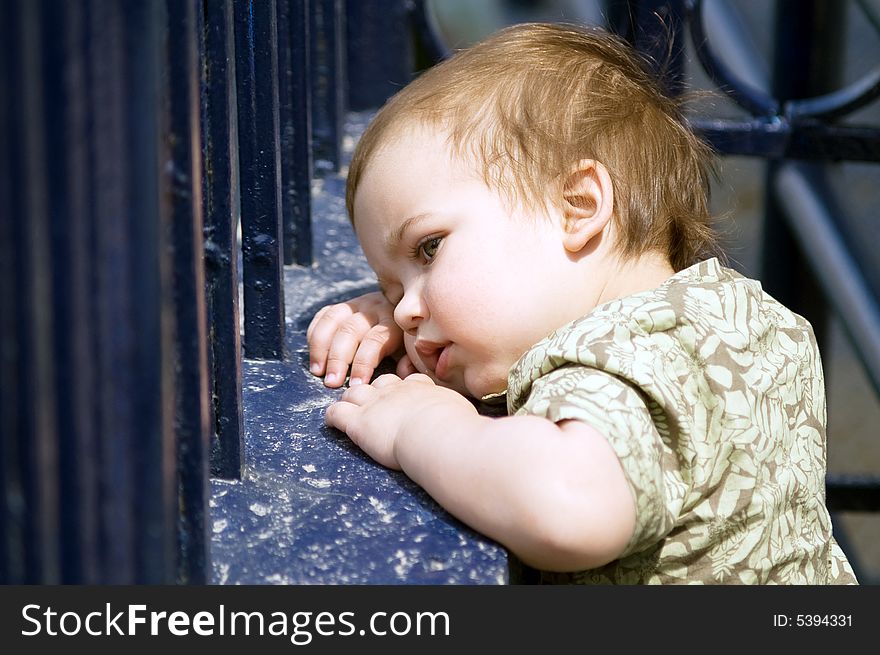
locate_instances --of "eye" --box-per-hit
[417,236,443,262]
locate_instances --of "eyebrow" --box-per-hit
[386,213,432,250]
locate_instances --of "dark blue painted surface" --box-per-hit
[346,0,412,111]
[277,0,314,267]
[209,114,510,584]
[1,0,60,584]
[234,0,287,360]
[200,0,246,480]
[165,0,212,585]
[309,0,345,174]
[42,0,100,584]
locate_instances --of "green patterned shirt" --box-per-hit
[506,258,857,584]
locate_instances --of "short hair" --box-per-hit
[346,22,720,271]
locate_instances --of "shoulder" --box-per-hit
[507,256,822,417]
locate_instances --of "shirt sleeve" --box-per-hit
[514,364,677,557]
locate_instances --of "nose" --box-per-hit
[393,283,427,335]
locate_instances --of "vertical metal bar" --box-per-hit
[234,0,286,360]
[277,0,314,266]
[201,0,246,480]
[89,0,177,583]
[1,0,62,584]
[772,164,880,397]
[88,0,137,584]
[126,0,177,585]
[760,0,846,359]
[310,0,345,174]
[165,0,211,585]
[609,0,687,97]
[761,0,864,582]
[409,0,450,66]
[1,0,17,585]
[41,0,100,583]
[346,0,413,111]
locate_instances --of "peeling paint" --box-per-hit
[249,503,270,516]
[303,478,332,489]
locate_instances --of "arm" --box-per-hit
[307,291,406,387]
[326,374,636,572]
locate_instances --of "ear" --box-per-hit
[560,159,614,253]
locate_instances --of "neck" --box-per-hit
[594,252,676,308]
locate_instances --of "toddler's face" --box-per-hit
[352,124,592,399]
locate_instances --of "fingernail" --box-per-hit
[310,362,321,374]
[324,373,338,385]
[349,377,363,386]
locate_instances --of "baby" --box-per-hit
[307,22,856,584]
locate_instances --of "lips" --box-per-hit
[435,345,451,381]
[413,339,451,380]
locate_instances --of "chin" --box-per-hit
[435,376,470,397]
[462,373,507,403]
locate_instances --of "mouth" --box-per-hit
[435,345,451,381]
[414,340,452,381]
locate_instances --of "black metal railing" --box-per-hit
[0,0,414,584]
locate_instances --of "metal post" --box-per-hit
[234,0,286,360]
[310,0,345,174]
[85,0,178,583]
[760,0,846,352]
[201,0,246,479]
[164,0,211,585]
[120,0,179,584]
[0,0,61,584]
[346,0,413,111]
[41,0,100,584]
[277,0,314,266]
[607,0,687,97]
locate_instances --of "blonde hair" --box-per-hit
[346,22,720,271]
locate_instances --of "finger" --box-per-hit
[349,324,403,385]
[324,400,357,434]
[340,382,378,406]
[406,373,436,385]
[322,314,377,387]
[396,354,418,378]
[305,304,332,343]
[307,304,355,376]
[370,373,402,389]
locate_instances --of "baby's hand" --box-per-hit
[325,373,476,470]
[306,291,403,387]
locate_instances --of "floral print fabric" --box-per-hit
[507,258,857,584]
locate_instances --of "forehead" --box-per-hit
[352,124,464,222]
[363,122,453,180]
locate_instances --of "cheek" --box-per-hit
[426,261,494,321]
[403,334,426,372]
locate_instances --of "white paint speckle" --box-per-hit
[392,549,416,578]
[302,464,317,473]
[369,496,397,524]
[304,478,331,489]
[212,519,228,534]
[249,502,270,516]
